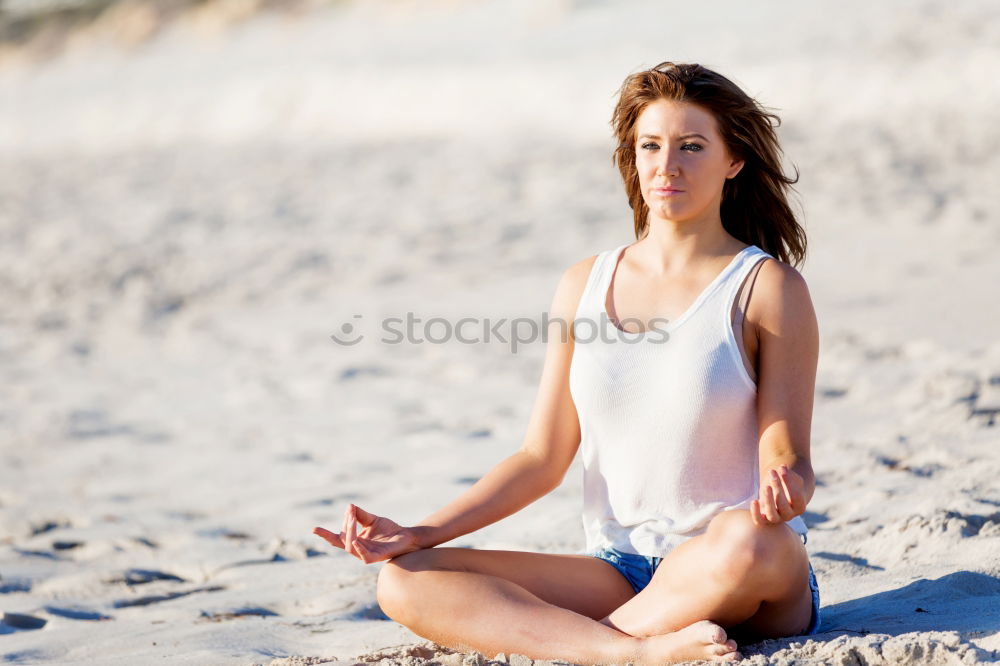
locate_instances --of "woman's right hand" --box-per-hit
[312,503,424,564]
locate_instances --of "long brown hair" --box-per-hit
[610,61,807,267]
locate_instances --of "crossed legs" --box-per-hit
[375,510,812,664]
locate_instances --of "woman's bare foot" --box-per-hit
[635,620,741,664]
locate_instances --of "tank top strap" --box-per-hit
[736,253,769,329]
[719,245,774,317]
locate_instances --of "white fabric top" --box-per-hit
[569,242,808,557]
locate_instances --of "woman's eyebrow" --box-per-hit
[638,132,710,142]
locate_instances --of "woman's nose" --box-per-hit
[657,150,680,176]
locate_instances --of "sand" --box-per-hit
[1,0,999,664]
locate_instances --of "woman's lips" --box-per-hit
[654,188,684,196]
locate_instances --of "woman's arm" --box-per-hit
[411,255,597,548]
[747,259,820,525]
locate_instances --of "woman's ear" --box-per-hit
[727,157,745,179]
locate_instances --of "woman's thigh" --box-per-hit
[383,547,637,621]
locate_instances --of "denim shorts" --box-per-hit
[587,546,664,595]
[802,532,822,635]
[588,532,821,636]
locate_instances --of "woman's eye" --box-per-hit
[639,142,701,151]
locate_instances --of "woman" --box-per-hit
[314,61,821,665]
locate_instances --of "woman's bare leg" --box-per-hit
[600,509,813,643]
[376,548,740,665]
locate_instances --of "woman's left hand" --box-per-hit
[750,464,806,526]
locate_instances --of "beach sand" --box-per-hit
[1,0,999,663]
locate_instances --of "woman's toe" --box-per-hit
[696,620,728,645]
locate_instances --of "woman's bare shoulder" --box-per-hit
[564,254,600,284]
[748,258,816,328]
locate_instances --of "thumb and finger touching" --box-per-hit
[752,466,804,526]
[312,504,361,555]
[313,504,387,562]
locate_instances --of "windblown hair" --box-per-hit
[611,61,807,267]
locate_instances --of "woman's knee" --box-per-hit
[375,549,448,620]
[375,561,407,620]
[376,551,427,619]
[706,510,758,553]
[705,510,799,579]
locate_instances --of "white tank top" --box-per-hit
[569,242,808,557]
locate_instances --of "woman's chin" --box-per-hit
[649,205,693,222]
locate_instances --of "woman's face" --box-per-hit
[633,98,744,226]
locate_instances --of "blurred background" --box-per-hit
[2,1,999,663]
